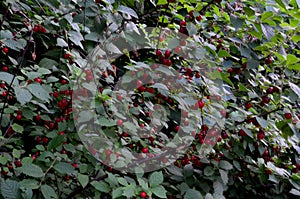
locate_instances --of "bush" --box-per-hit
[0,0,299,198]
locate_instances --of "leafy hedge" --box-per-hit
[0,0,300,198]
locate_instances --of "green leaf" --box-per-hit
[1,180,21,199]
[261,12,274,22]
[184,189,203,199]
[230,14,244,29]
[289,82,300,98]
[12,149,21,158]
[56,38,68,47]
[152,185,167,198]
[219,160,233,170]
[275,0,288,11]
[288,64,300,71]
[0,72,19,85]
[15,164,43,178]
[122,185,136,198]
[68,31,84,49]
[91,181,110,193]
[27,84,50,102]
[37,68,52,75]
[19,179,39,189]
[41,185,58,199]
[286,54,300,66]
[118,5,138,18]
[53,162,76,175]
[78,173,89,188]
[12,123,24,133]
[219,169,228,184]
[255,116,268,129]
[39,58,58,69]
[290,188,300,196]
[14,87,32,105]
[218,50,231,58]
[47,135,65,151]
[186,23,197,35]
[204,166,214,176]
[243,7,255,16]
[149,171,164,187]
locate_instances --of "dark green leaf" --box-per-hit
[149,171,164,187]
[41,185,58,199]
[152,185,167,198]
[14,87,32,105]
[53,162,76,175]
[15,164,43,178]
[1,180,21,199]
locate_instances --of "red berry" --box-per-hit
[261,96,270,104]
[14,160,22,167]
[61,79,67,85]
[117,119,123,126]
[228,68,233,74]
[220,110,227,117]
[15,114,22,121]
[284,113,292,119]
[245,102,252,110]
[2,66,8,72]
[265,169,272,175]
[141,147,149,153]
[95,0,102,3]
[257,131,265,140]
[196,15,202,21]
[53,92,59,98]
[64,53,72,59]
[140,192,147,198]
[238,129,247,136]
[165,50,171,58]
[198,100,205,109]
[174,125,180,132]
[2,47,8,53]
[105,149,112,156]
[174,46,182,54]
[72,163,78,168]
[86,75,93,82]
[156,50,162,57]
[36,136,42,142]
[180,20,187,27]
[265,57,272,64]
[43,137,49,143]
[34,77,42,84]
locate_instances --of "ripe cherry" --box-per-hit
[140,192,147,198]
[238,129,247,136]
[14,160,22,167]
[174,125,180,132]
[61,79,67,85]
[245,102,252,110]
[265,57,272,64]
[180,20,187,27]
[257,131,265,140]
[174,46,182,54]
[284,113,292,120]
[2,66,8,72]
[2,47,8,53]
[198,100,205,109]
[165,50,171,58]
[117,119,123,126]
[141,147,149,153]
[156,50,162,57]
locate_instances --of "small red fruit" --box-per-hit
[61,79,67,85]
[196,15,202,21]
[265,57,272,64]
[198,100,205,109]
[265,169,272,175]
[141,147,149,153]
[165,50,171,58]
[174,125,180,132]
[64,53,72,59]
[14,160,22,167]
[180,20,187,27]
[245,102,252,110]
[117,119,123,126]
[2,47,8,53]
[174,46,182,54]
[2,66,8,72]
[238,129,247,136]
[257,131,265,140]
[284,113,292,119]
[140,192,147,198]
[16,114,22,121]
[156,50,162,57]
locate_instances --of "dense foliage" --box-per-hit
[0,0,300,198]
